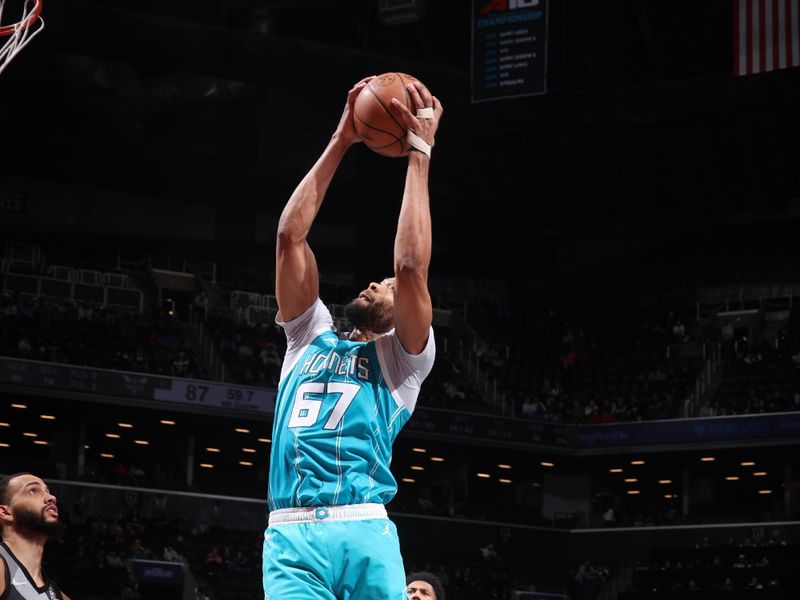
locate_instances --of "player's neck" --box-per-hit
[349,328,388,342]
[4,532,46,584]
[349,328,372,342]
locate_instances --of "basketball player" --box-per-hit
[406,571,446,600]
[262,76,443,600]
[0,473,71,600]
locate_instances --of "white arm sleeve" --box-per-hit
[375,327,436,413]
[276,298,334,382]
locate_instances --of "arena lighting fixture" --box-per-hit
[412,447,427,453]
[753,472,768,476]
[205,447,221,453]
[160,419,176,425]
[258,438,271,443]
[200,463,214,469]
[758,490,772,494]
[401,478,416,483]
[84,445,90,449]
[740,461,756,466]
[498,464,512,469]
[627,490,640,495]
[242,448,257,453]
[134,440,149,445]
[631,460,646,465]
[22,432,37,437]
[540,461,555,467]
[663,494,673,499]
[0,443,8,448]
[701,457,715,462]
[118,422,133,428]
[100,453,114,458]
[658,480,672,484]
[239,461,253,466]
[609,468,623,473]
[10,403,26,409]
[499,479,512,484]
[33,440,48,445]
[105,433,121,439]
[235,427,250,433]
[624,478,638,483]
[0,422,9,427]
[725,476,740,481]
[430,457,445,462]
[39,415,55,420]
[477,473,491,478]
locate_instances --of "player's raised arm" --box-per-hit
[275,78,371,321]
[389,82,443,354]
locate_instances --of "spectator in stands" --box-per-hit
[721,576,735,591]
[16,336,32,358]
[205,546,224,574]
[195,587,211,600]
[699,400,716,417]
[747,576,764,590]
[77,302,93,321]
[672,318,686,341]
[407,571,446,600]
[721,320,735,357]
[0,472,72,600]
[193,291,209,321]
[521,396,535,418]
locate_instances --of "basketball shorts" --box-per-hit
[262,503,407,600]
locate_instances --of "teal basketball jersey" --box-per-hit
[268,298,435,510]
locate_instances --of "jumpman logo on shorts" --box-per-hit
[381,524,391,537]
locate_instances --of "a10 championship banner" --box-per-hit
[471,0,549,102]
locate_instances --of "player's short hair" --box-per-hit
[406,571,445,600]
[0,472,31,504]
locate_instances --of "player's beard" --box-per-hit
[344,299,393,335]
[13,506,65,538]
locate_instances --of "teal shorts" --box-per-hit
[262,516,406,600]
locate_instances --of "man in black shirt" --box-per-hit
[0,472,70,600]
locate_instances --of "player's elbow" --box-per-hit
[276,222,306,248]
[394,256,428,280]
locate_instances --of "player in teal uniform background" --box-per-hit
[262,76,443,600]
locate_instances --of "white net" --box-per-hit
[0,0,44,76]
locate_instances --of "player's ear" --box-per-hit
[0,503,13,523]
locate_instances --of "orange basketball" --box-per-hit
[353,72,422,158]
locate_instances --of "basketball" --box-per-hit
[353,72,423,158]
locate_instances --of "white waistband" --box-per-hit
[268,503,387,526]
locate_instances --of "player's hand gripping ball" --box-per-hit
[353,72,427,158]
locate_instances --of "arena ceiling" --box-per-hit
[1,0,799,278]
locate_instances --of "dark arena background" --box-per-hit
[1,1,800,598]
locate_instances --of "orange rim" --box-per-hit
[0,0,43,37]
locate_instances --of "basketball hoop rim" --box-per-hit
[0,0,43,37]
